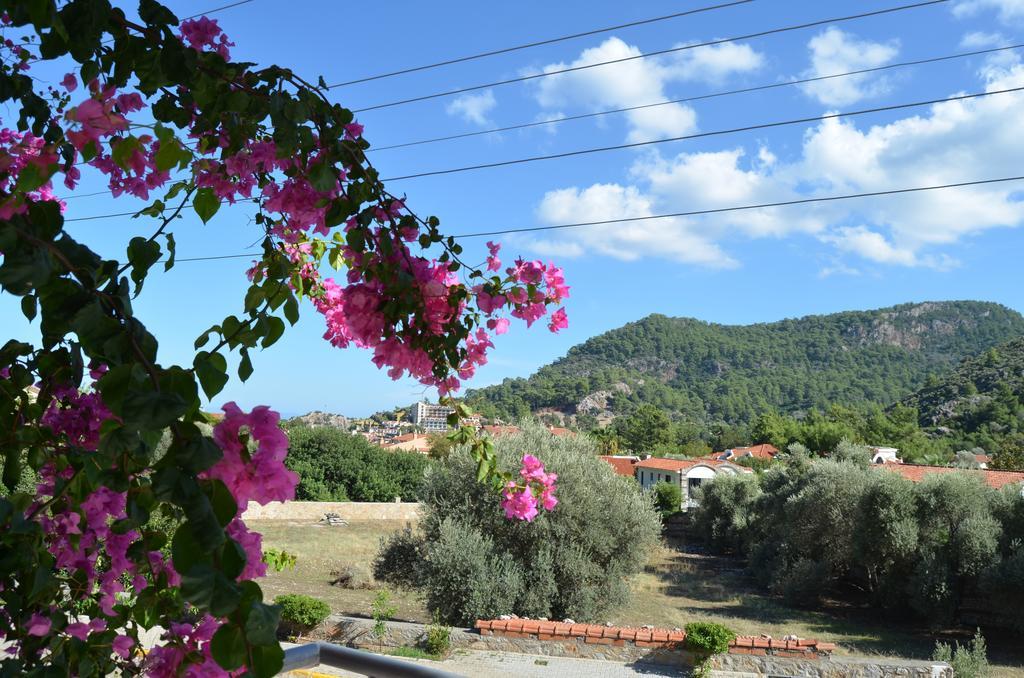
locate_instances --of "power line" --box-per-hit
[370,42,1024,152]
[85,176,1024,260]
[453,176,1024,238]
[328,0,755,88]
[83,176,1024,266]
[380,85,1024,182]
[347,0,949,113]
[182,0,256,21]
[61,85,1024,222]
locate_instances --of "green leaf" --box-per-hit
[309,162,338,193]
[164,232,176,271]
[244,602,281,646]
[127,236,162,295]
[171,522,212,573]
[194,351,229,400]
[261,317,285,349]
[248,643,285,678]
[209,479,239,526]
[238,349,253,382]
[283,296,299,325]
[154,137,188,172]
[193,188,220,224]
[210,624,247,670]
[20,295,37,321]
[122,387,188,429]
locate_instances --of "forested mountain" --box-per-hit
[898,336,1024,454]
[468,301,1024,427]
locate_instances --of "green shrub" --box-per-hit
[691,474,760,553]
[933,629,989,678]
[652,480,682,516]
[685,621,736,678]
[372,589,397,640]
[275,594,331,632]
[285,425,428,502]
[374,423,661,625]
[263,548,297,572]
[423,614,451,657]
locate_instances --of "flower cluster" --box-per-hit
[0,128,64,219]
[501,454,558,522]
[144,615,227,676]
[179,17,234,60]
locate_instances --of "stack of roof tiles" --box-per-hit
[473,619,836,658]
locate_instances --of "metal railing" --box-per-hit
[280,642,464,678]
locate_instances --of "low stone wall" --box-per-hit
[242,501,421,521]
[319,616,952,677]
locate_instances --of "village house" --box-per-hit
[869,446,901,464]
[634,457,753,509]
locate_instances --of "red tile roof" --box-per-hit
[547,426,575,437]
[728,443,779,459]
[634,457,702,472]
[599,456,638,477]
[882,463,1024,490]
[481,425,520,436]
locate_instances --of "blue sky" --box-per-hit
[6,0,1024,416]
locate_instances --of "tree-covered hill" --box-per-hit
[898,336,1024,456]
[468,301,1024,427]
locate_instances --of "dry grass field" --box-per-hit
[255,518,1024,676]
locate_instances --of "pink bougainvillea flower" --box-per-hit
[25,613,50,637]
[61,72,77,92]
[548,307,568,333]
[112,635,135,659]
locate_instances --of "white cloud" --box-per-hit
[666,41,764,83]
[535,183,737,267]
[953,0,1024,22]
[445,90,496,126]
[527,61,1024,269]
[960,30,1007,47]
[799,28,899,106]
[530,37,762,143]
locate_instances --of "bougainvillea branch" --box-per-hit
[0,2,564,675]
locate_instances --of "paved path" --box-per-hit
[286,647,690,677]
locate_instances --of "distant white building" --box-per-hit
[634,457,753,509]
[868,446,901,465]
[411,402,453,432]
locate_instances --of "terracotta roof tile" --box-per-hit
[881,463,1024,490]
[599,456,639,477]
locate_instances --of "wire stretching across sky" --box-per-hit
[82,176,1024,260]
[346,0,949,112]
[370,42,1024,152]
[379,85,1024,182]
[329,0,755,87]
[61,85,1024,222]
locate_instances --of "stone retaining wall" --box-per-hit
[241,501,421,521]
[319,616,951,677]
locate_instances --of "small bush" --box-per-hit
[275,594,331,633]
[372,589,398,640]
[685,622,736,678]
[933,629,989,678]
[652,481,682,516]
[263,548,297,572]
[685,621,736,655]
[423,614,451,657]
